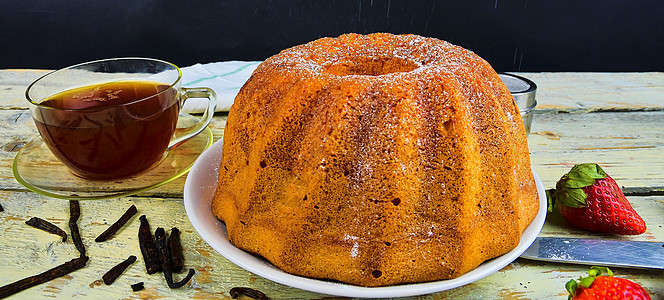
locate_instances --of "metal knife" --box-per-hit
[520,237,664,270]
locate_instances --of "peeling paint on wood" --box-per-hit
[0,70,662,299]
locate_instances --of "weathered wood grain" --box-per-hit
[1,109,661,195]
[0,193,328,299]
[1,192,662,299]
[1,70,663,299]
[529,111,664,189]
[3,70,664,112]
[513,72,664,112]
[0,70,50,109]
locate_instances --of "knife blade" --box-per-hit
[520,237,664,270]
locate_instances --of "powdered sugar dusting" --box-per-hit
[258,33,485,89]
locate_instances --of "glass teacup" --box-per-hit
[26,58,216,180]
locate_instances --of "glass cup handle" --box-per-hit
[168,87,217,149]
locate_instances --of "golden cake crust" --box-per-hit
[212,33,539,287]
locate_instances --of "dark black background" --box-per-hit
[1,0,663,71]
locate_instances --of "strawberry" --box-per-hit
[566,266,651,300]
[547,163,646,235]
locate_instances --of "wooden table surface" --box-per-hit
[0,70,662,299]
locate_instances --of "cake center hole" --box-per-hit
[324,56,419,76]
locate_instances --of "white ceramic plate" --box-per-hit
[184,139,547,298]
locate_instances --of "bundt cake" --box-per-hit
[211,33,539,287]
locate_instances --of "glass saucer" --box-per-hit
[12,114,214,200]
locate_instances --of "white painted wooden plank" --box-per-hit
[513,72,664,111]
[0,193,328,299]
[2,110,662,194]
[1,192,662,299]
[1,70,662,299]
[528,111,664,189]
[3,70,664,111]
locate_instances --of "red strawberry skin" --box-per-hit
[572,276,651,300]
[558,175,647,235]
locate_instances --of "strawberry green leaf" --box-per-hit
[560,164,607,188]
[577,276,596,288]
[546,189,556,212]
[590,266,612,277]
[561,172,596,188]
[550,164,609,209]
[554,186,589,208]
[574,163,607,180]
[566,267,616,299]
[565,279,578,298]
